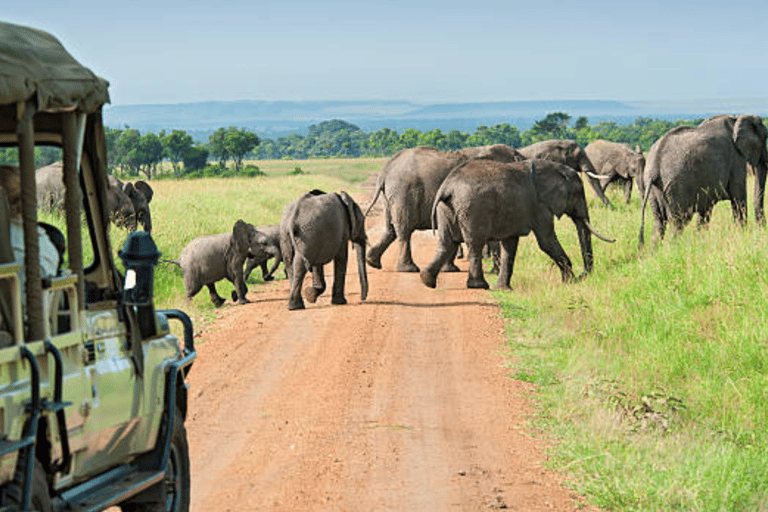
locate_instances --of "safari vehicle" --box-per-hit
[0,22,195,512]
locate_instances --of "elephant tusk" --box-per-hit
[584,219,615,243]
[585,171,603,180]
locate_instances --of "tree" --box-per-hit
[369,127,400,156]
[115,128,142,175]
[531,112,571,138]
[162,129,194,175]
[137,132,163,179]
[182,146,209,172]
[399,128,421,149]
[208,128,229,168]
[223,127,259,173]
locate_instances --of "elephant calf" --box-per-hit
[244,224,283,282]
[168,220,276,307]
[280,189,368,310]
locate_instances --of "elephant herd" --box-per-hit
[39,113,762,311]
[166,113,768,311]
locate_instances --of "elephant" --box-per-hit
[639,114,768,244]
[36,161,154,233]
[365,144,525,272]
[167,219,275,307]
[280,189,368,310]
[243,224,283,282]
[518,139,612,206]
[420,158,615,290]
[584,140,645,204]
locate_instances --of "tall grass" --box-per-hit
[493,183,768,510]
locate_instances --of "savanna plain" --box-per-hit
[80,157,768,511]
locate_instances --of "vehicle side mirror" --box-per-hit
[118,232,160,339]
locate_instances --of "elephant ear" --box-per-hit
[337,191,365,242]
[232,219,252,258]
[531,161,569,219]
[733,115,768,167]
[134,180,154,203]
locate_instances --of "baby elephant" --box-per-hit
[280,189,368,310]
[243,224,283,282]
[169,220,275,306]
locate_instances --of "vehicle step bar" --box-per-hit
[56,465,164,512]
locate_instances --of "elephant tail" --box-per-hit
[431,186,451,235]
[364,174,385,217]
[160,258,181,267]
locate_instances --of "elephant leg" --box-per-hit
[456,244,465,259]
[493,237,518,290]
[243,257,257,282]
[730,197,747,227]
[649,192,667,243]
[420,237,458,289]
[465,242,489,289]
[487,241,501,275]
[533,225,574,282]
[441,243,461,273]
[260,260,274,281]
[366,211,396,269]
[624,178,633,204]
[331,246,350,305]
[304,265,326,304]
[287,256,308,310]
[395,233,419,272]
[206,283,226,307]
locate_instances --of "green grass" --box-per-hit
[492,182,768,511]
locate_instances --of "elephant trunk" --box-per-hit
[575,219,594,274]
[355,241,368,300]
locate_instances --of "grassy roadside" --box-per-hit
[492,185,768,510]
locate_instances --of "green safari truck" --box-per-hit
[0,22,196,511]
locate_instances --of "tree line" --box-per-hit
[2,112,751,178]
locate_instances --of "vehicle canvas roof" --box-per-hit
[0,21,110,112]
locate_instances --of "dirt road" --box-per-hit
[185,188,591,511]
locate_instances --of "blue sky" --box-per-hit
[6,0,768,106]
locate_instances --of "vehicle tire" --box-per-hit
[5,458,52,512]
[122,407,190,512]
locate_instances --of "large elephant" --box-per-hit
[365,144,524,272]
[420,159,614,290]
[36,161,154,232]
[518,140,612,206]
[168,219,275,307]
[584,140,645,204]
[243,224,283,281]
[639,114,768,244]
[280,189,368,310]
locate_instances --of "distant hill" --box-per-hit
[102,98,768,141]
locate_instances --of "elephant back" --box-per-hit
[35,161,66,213]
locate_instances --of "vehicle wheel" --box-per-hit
[5,458,52,512]
[122,407,190,512]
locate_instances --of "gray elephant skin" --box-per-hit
[280,189,368,310]
[365,144,524,273]
[169,220,274,307]
[639,114,768,244]
[420,159,614,290]
[36,161,154,232]
[518,139,612,206]
[584,140,645,204]
[243,224,283,282]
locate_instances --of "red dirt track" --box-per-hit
[183,187,594,511]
